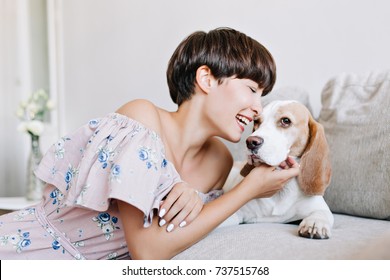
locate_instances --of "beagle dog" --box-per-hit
[222,100,333,239]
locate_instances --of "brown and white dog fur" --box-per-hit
[222,100,333,239]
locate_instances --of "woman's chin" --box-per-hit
[218,128,243,143]
[225,133,242,143]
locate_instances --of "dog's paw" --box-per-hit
[298,217,332,239]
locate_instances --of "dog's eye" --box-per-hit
[280,117,291,127]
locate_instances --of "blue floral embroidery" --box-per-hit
[161,158,167,168]
[89,119,100,128]
[111,164,120,176]
[20,234,31,245]
[98,149,109,167]
[109,164,121,182]
[87,129,100,145]
[64,165,78,191]
[0,229,31,253]
[51,240,67,254]
[138,147,149,161]
[13,208,35,221]
[138,146,159,170]
[92,212,120,240]
[129,125,143,138]
[52,240,61,250]
[97,146,115,169]
[75,184,90,206]
[107,252,118,260]
[50,166,58,176]
[65,170,73,183]
[50,240,84,258]
[50,188,65,209]
[54,137,71,159]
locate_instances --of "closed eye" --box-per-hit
[249,87,257,93]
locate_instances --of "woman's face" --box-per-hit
[205,77,263,142]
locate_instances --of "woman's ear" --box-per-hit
[195,65,215,93]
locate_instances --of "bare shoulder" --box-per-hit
[204,137,234,189]
[116,99,162,135]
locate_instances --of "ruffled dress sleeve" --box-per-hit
[34,113,183,227]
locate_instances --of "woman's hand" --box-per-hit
[243,156,300,199]
[158,182,203,232]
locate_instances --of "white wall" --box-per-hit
[58,0,390,132]
[1,0,390,196]
[0,0,49,196]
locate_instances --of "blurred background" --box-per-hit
[1,0,389,197]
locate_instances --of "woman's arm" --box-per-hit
[118,160,299,260]
[118,183,247,260]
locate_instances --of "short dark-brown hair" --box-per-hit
[166,27,276,105]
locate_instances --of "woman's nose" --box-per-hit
[251,98,262,116]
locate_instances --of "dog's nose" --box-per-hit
[246,136,264,150]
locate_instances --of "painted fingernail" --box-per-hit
[159,208,166,218]
[159,219,166,227]
[179,221,187,228]
[166,223,174,232]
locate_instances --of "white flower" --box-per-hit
[16,89,54,136]
[19,101,28,108]
[34,89,48,100]
[46,99,55,110]
[26,120,45,136]
[16,107,25,118]
[17,122,28,133]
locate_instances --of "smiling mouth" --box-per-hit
[236,114,251,126]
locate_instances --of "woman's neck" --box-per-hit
[159,95,212,171]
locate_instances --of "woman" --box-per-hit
[0,27,299,260]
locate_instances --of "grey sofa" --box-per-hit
[174,70,390,260]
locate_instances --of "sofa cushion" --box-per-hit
[173,214,390,259]
[319,70,390,220]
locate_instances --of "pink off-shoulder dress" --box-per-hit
[0,113,206,260]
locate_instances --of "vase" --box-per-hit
[26,134,44,201]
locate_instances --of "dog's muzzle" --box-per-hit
[246,136,265,165]
[246,136,264,153]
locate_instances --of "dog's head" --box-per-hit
[240,100,331,195]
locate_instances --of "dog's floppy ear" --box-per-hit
[298,115,332,195]
[240,163,255,177]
